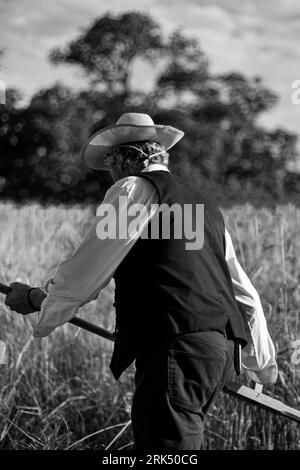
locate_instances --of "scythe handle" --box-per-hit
[0,281,115,342]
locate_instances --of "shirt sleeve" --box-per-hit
[225,228,278,384]
[33,176,159,337]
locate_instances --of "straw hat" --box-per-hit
[82,113,184,170]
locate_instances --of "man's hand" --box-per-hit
[5,282,45,315]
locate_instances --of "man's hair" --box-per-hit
[104,141,169,171]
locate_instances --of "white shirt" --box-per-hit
[33,164,278,384]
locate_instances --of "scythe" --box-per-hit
[0,281,299,424]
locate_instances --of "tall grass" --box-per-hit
[0,202,299,449]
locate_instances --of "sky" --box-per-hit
[0,0,300,168]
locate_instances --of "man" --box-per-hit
[5,113,278,450]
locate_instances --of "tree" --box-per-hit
[218,73,278,125]
[155,29,209,103]
[27,84,112,201]
[49,12,164,100]
[1,11,298,205]
[0,89,55,199]
[46,12,300,205]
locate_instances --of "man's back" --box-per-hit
[111,170,247,379]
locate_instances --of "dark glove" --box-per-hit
[5,282,40,315]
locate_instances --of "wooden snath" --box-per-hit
[223,382,300,423]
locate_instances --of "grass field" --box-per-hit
[0,202,299,450]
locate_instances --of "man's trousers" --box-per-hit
[131,330,235,451]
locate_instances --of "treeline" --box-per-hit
[0,12,299,206]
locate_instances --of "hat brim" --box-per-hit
[81,124,184,170]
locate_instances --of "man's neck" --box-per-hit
[112,163,170,183]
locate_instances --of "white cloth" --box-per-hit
[33,164,277,384]
[225,230,278,383]
[0,341,6,365]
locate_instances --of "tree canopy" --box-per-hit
[0,11,299,205]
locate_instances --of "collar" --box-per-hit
[141,164,170,173]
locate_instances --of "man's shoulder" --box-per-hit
[106,175,152,194]
[102,175,158,208]
[173,174,223,211]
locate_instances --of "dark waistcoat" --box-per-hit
[110,170,247,380]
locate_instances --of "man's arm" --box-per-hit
[8,176,158,337]
[225,228,278,384]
